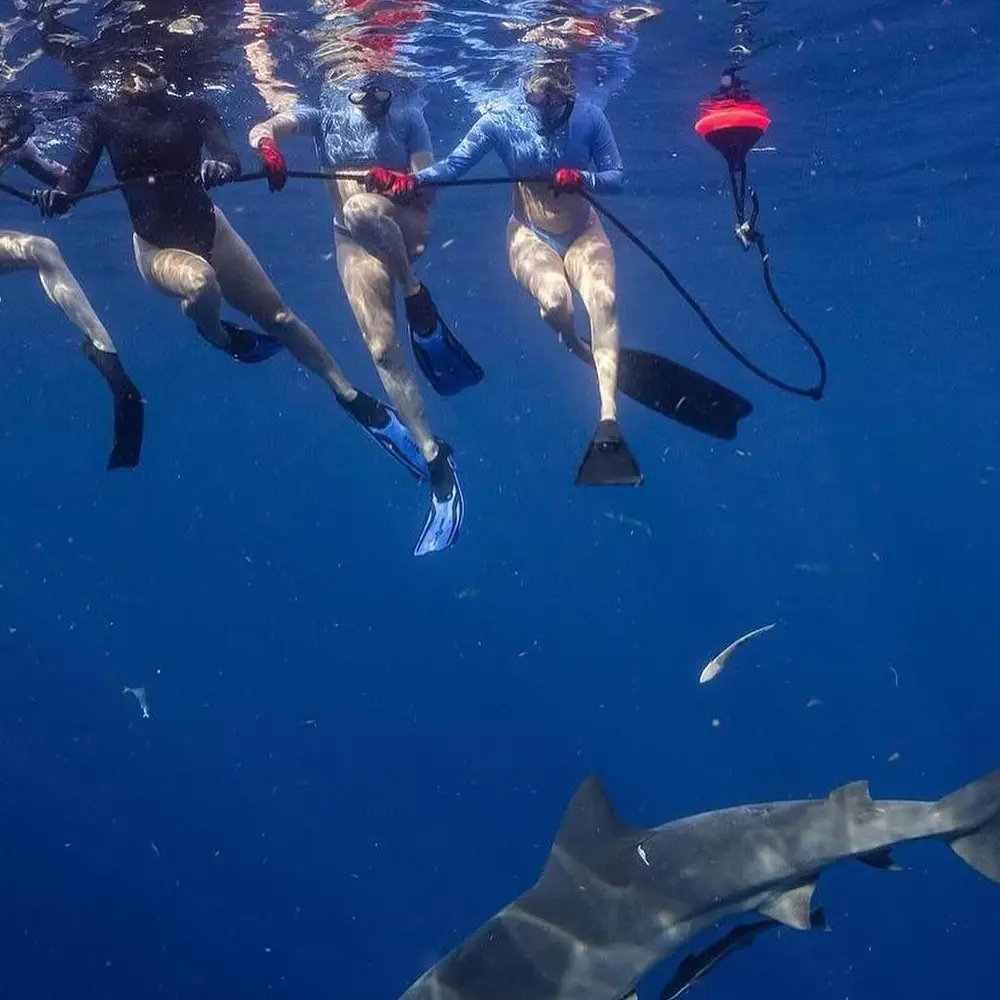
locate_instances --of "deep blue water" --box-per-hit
[1,0,998,997]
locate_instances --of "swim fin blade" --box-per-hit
[220,321,284,364]
[575,419,643,486]
[414,442,465,556]
[340,390,429,481]
[566,338,752,439]
[405,286,483,396]
[617,347,752,439]
[81,340,144,469]
[108,384,144,469]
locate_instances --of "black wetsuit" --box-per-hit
[57,94,240,258]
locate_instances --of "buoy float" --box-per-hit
[694,96,771,169]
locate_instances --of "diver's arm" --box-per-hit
[584,110,624,194]
[407,111,436,205]
[247,110,306,150]
[415,118,496,186]
[14,140,66,188]
[54,109,105,197]
[200,104,242,173]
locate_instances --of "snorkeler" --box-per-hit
[367,64,640,486]
[34,61,436,518]
[0,91,143,469]
[248,77,474,556]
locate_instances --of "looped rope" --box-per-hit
[722,164,826,400]
[580,190,824,401]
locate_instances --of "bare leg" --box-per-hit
[564,214,620,423]
[203,207,356,400]
[340,193,428,297]
[131,232,229,347]
[3,230,143,468]
[335,230,438,461]
[1,230,116,352]
[505,216,577,345]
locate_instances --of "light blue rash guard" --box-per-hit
[289,102,432,170]
[415,100,624,194]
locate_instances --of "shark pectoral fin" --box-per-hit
[857,848,901,871]
[758,879,818,930]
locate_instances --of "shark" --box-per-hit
[397,767,1000,1000]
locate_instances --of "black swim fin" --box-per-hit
[405,285,484,396]
[565,337,752,440]
[82,340,144,469]
[575,418,643,486]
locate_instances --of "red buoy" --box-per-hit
[694,96,771,168]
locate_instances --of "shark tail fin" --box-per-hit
[937,768,1000,884]
[950,814,1000,884]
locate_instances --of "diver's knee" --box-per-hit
[536,281,574,330]
[366,335,396,372]
[342,194,386,234]
[179,261,217,303]
[258,306,295,334]
[587,284,617,321]
[31,236,64,269]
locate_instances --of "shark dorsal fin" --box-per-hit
[830,780,872,804]
[758,879,817,930]
[552,775,633,862]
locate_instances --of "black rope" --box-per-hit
[0,180,35,204]
[0,166,821,397]
[723,171,825,400]
[580,191,822,400]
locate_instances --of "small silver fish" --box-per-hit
[699,623,776,684]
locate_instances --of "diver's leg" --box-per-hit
[334,230,437,462]
[563,215,619,423]
[334,228,465,555]
[0,230,143,468]
[505,216,577,344]
[341,194,481,396]
[563,216,640,486]
[1,230,115,349]
[206,207,355,398]
[131,231,229,347]
[208,207,431,482]
[340,193,424,295]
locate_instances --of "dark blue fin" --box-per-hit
[405,286,484,396]
[340,390,429,481]
[220,321,284,364]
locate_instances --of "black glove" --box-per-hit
[35,188,72,218]
[200,159,237,189]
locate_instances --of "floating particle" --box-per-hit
[123,686,151,719]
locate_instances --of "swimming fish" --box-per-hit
[698,622,776,683]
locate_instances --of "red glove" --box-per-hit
[552,167,584,193]
[364,167,418,201]
[256,137,287,192]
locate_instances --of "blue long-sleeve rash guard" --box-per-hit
[416,100,624,194]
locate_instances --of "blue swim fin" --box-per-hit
[220,320,284,364]
[405,286,484,396]
[341,390,429,481]
[414,441,464,556]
